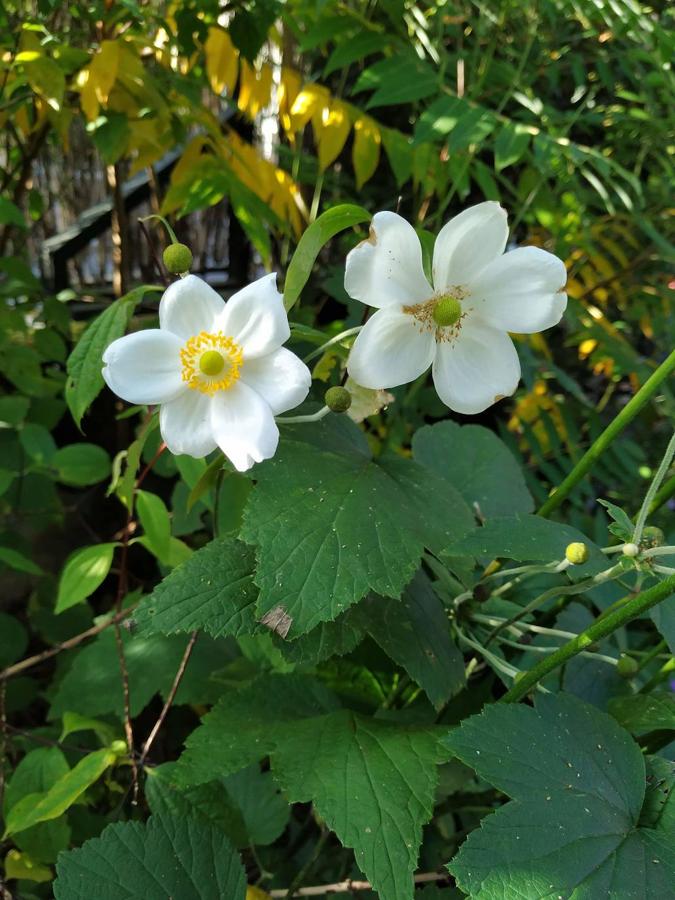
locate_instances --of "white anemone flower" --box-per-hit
[102,274,311,472]
[345,202,567,414]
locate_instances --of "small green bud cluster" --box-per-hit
[163,242,193,275]
[640,526,665,549]
[325,386,352,413]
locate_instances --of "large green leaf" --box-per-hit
[53,809,247,900]
[272,710,445,900]
[134,537,258,638]
[241,419,474,637]
[412,421,533,519]
[352,573,465,709]
[444,693,675,898]
[146,762,289,849]
[174,674,340,787]
[444,514,607,580]
[608,693,675,736]
[283,204,370,310]
[65,286,160,428]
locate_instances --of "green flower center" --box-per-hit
[199,350,225,376]
[432,296,462,327]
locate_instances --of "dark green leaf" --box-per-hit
[413,421,533,519]
[53,809,247,900]
[241,419,474,637]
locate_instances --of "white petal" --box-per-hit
[240,347,311,415]
[159,391,217,458]
[432,201,508,290]
[159,275,225,339]
[210,381,279,472]
[432,319,521,415]
[468,246,568,333]
[215,273,289,359]
[347,307,435,389]
[102,330,185,405]
[344,211,432,309]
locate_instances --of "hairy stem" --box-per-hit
[502,574,675,702]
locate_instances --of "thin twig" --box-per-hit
[0,605,137,681]
[138,631,198,768]
[269,871,448,897]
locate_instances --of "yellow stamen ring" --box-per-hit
[180,331,243,395]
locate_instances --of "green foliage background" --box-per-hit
[0,1,673,898]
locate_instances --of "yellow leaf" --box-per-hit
[237,61,273,119]
[352,116,381,188]
[79,40,120,121]
[316,101,351,171]
[204,27,238,96]
[4,850,52,884]
[288,83,329,133]
[22,55,65,111]
[246,888,271,900]
[279,67,302,135]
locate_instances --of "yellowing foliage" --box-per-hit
[204,27,238,96]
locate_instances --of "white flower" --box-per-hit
[345,202,567,414]
[102,274,311,472]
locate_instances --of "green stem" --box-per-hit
[633,430,675,544]
[502,574,675,702]
[649,473,675,514]
[634,638,667,674]
[138,214,178,244]
[537,349,675,518]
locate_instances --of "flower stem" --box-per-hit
[501,574,675,702]
[537,349,675,518]
[303,326,362,364]
[276,405,331,424]
[632,429,675,545]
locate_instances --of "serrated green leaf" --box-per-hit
[284,204,370,311]
[174,674,340,787]
[353,573,465,709]
[272,709,445,900]
[134,537,258,638]
[412,421,533,519]
[65,286,159,428]
[55,543,117,613]
[444,693,675,899]
[5,748,116,837]
[274,610,365,665]
[53,810,247,900]
[241,419,474,638]
[146,762,289,849]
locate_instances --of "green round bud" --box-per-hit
[163,242,193,274]
[640,526,665,549]
[325,385,352,413]
[622,542,640,558]
[432,296,462,327]
[110,739,128,756]
[616,654,638,678]
[565,542,589,565]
